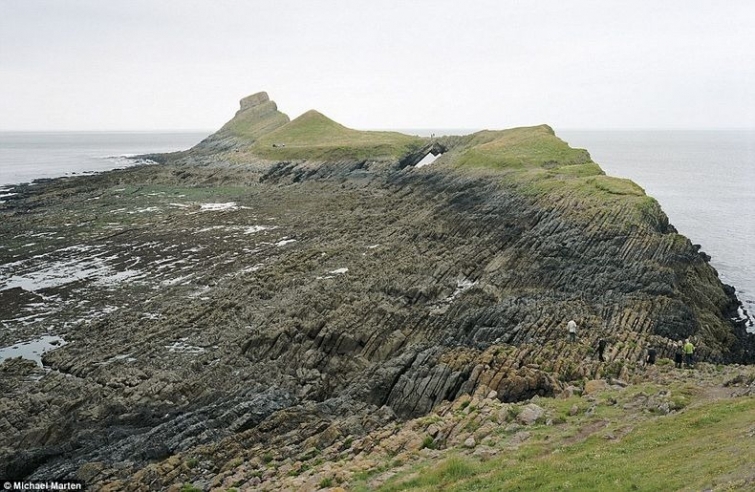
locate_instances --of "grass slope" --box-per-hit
[383,401,755,491]
[452,125,658,230]
[247,110,425,161]
[366,365,755,492]
[453,125,641,195]
[219,102,290,142]
[455,125,594,171]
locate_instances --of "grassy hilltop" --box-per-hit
[192,92,425,162]
[196,94,655,230]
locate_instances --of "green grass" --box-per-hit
[319,477,334,488]
[453,125,593,171]
[449,125,658,230]
[379,455,481,492]
[589,175,645,196]
[212,108,654,235]
[179,485,202,492]
[212,110,662,236]
[248,110,425,161]
[368,395,755,492]
[219,98,290,141]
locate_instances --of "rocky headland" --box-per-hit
[1,92,753,490]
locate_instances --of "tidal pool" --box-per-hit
[0,334,67,366]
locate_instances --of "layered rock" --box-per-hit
[0,92,752,487]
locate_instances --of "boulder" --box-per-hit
[516,404,545,425]
[584,379,609,395]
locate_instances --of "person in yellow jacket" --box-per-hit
[683,339,695,368]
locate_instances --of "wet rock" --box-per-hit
[0,356,39,376]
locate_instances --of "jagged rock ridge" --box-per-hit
[0,92,752,488]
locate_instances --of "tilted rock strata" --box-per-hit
[0,92,752,487]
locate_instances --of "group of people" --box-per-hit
[644,339,695,368]
[565,319,697,368]
[567,319,609,361]
[675,339,696,368]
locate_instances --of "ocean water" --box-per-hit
[559,130,755,323]
[1,130,752,322]
[0,131,207,189]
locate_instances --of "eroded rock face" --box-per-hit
[239,91,271,111]
[1,106,752,486]
[190,91,291,153]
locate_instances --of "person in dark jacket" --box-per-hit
[645,346,657,366]
[597,339,607,362]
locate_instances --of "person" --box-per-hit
[645,346,657,366]
[674,342,684,369]
[597,339,607,362]
[567,319,578,342]
[683,339,695,368]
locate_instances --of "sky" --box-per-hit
[1,0,754,131]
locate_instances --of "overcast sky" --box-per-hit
[1,0,754,131]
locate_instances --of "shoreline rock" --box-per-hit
[1,92,753,486]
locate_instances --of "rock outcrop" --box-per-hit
[191,91,290,153]
[0,92,752,487]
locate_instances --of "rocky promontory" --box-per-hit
[1,92,753,490]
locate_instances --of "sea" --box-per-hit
[559,130,755,325]
[1,129,753,324]
[0,131,207,189]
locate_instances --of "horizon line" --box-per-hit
[2,126,754,134]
